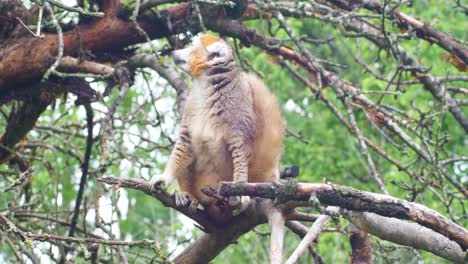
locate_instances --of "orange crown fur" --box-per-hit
[200,34,221,47]
[188,34,223,76]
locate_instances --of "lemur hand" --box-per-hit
[149,174,172,191]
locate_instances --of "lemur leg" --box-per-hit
[227,135,251,215]
[150,124,193,189]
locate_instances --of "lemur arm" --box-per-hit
[227,135,250,183]
[225,131,254,215]
[150,122,193,186]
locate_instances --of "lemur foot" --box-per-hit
[228,196,251,216]
[174,192,199,214]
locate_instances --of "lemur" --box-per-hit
[150,34,284,224]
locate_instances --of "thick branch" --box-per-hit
[98,176,466,262]
[0,2,191,91]
[218,180,468,250]
[345,211,465,263]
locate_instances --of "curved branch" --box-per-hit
[285,214,331,264]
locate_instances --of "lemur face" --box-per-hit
[172,34,233,77]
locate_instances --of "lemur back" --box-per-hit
[150,34,284,224]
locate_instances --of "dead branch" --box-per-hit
[218,180,468,250]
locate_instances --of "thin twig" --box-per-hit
[0,168,33,195]
[42,3,63,80]
[15,17,42,38]
[285,215,331,264]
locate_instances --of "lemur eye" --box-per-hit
[208,51,221,60]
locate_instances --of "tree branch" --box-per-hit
[218,180,468,250]
[98,176,466,263]
[345,211,465,263]
[285,215,331,264]
[68,103,94,238]
[0,2,192,92]
[97,176,217,232]
[358,0,468,68]
[0,168,33,195]
[172,199,270,264]
[58,56,115,76]
[349,224,373,264]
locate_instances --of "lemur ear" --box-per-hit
[206,42,229,59]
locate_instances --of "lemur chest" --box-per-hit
[189,106,224,153]
[187,94,232,175]
[188,85,223,145]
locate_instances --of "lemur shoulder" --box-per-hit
[150,34,284,224]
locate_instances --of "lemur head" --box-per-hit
[172,34,234,77]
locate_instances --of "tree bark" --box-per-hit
[349,224,373,264]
